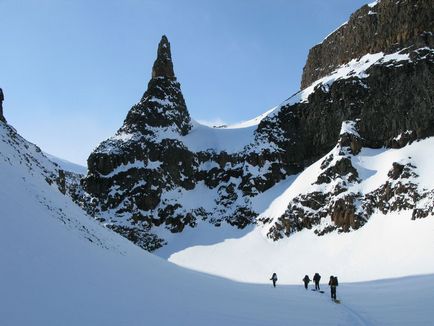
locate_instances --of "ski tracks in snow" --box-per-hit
[339,301,376,326]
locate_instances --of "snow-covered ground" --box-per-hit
[182,120,257,153]
[170,137,434,284]
[44,152,87,175]
[1,43,433,326]
[170,210,434,284]
[2,120,434,325]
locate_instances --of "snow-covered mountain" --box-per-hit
[170,137,434,283]
[2,119,434,325]
[0,121,342,325]
[1,0,434,323]
[80,0,433,254]
[44,152,87,175]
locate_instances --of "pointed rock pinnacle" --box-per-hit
[152,35,175,79]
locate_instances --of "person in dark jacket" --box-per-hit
[302,275,311,289]
[313,273,321,290]
[270,273,278,288]
[0,88,4,121]
[328,275,338,300]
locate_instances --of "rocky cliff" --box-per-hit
[82,36,279,250]
[81,0,433,251]
[301,0,434,89]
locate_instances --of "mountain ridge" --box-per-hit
[79,0,433,252]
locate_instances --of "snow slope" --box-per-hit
[1,120,434,325]
[44,152,87,175]
[171,210,434,284]
[182,120,257,153]
[181,106,277,153]
[170,137,434,284]
[225,107,277,129]
[0,121,357,325]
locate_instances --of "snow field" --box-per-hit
[0,122,350,325]
[170,138,434,284]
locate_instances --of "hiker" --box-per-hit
[0,88,4,121]
[303,275,311,289]
[313,273,321,290]
[328,275,338,300]
[270,273,278,287]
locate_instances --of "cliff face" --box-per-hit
[80,0,434,251]
[300,0,434,89]
[259,45,434,239]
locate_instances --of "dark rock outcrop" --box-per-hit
[301,0,434,89]
[267,129,367,240]
[82,36,272,250]
[257,47,434,170]
[152,35,175,79]
[78,0,434,251]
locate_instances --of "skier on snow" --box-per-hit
[270,273,278,287]
[313,273,321,290]
[328,275,338,300]
[303,275,311,290]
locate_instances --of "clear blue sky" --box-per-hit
[0,0,369,165]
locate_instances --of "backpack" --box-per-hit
[334,276,339,286]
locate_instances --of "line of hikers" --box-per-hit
[270,272,339,300]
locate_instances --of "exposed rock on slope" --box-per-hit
[257,48,434,171]
[301,0,434,88]
[82,36,276,250]
[82,0,434,251]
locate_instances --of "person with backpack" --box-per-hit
[302,275,311,290]
[328,275,338,300]
[313,273,321,290]
[0,88,4,122]
[270,273,278,287]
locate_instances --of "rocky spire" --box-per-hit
[152,35,175,79]
[117,34,191,135]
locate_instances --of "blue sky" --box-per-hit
[0,0,369,165]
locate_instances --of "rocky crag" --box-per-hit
[82,36,271,250]
[301,0,434,88]
[81,0,433,251]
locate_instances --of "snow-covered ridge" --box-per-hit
[181,120,257,153]
[252,48,413,128]
[290,50,410,103]
[0,121,118,250]
[0,122,57,180]
[368,0,381,8]
[98,49,414,159]
[224,107,277,129]
[318,1,380,45]
[44,152,87,175]
[321,21,348,44]
[189,48,410,140]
